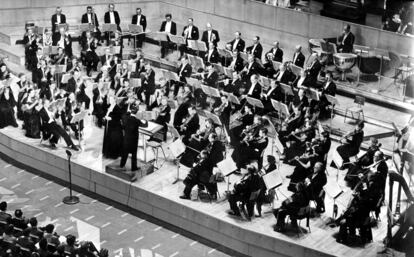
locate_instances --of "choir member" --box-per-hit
[159,13,177,58]
[246,36,263,60]
[131,8,147,48]
[266,41,283,63]
[292,45,305,68]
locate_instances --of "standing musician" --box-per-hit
[159,13,177,58]
[80,31,100,77]
[51,7,66,36]
[104,3,121,32]
[178,106,200,144]
[92,82,110,128]
[336,121,365,167]
[228,164,261,217]
[81,6,101,41]
[245,36,263,60]
[180,18,200,58]
[337,24,355,53]
[283,117,316,161]
[119,105,148,177]
[32,59,52,94]
[232,127,268,170]
[52,47,67,65]
[180,150,217,200]
[227,31,245,52]
[22,27,38,71]
[131,8,147,48]
[194,63,218,108]
[292,45,305,68]
[204,42,220,64]
[201,22,220,48]
[266,41,283,63]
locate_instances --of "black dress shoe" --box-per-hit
[50,143,57,149]
[70,145,79,151]
[179,195,190,200]
[227,210,241,216]
[286,175,291,179]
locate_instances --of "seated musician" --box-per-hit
[283,118,316,161]
[336,121,364,167]
[242,55,261,80]
[318,131,331,163]
[204,42,220,64]
[159,13,177,58]
[278,107,305,149]
[194,63,218,108]
[39,99,78,151]
[173,95,191,131]
[292,45,305,68]
[80,31,100,77]
[151,96,171,141]
[245,36,263,60]
[337,24,355,53]
[266,41,283,63]
[261,80,283,113]
[305,53,322,86]
[140,62,156,106]
[273,182,309,232]
[232,127,268,170]
[292,69,312,89]
[221,71,245,97]
[256,155,278,217]
[245,74,262,99]
[81,6,101,41]
[52,27,72,58]
[274,62,295,84]
[345,137,380,186]
[178,106,200,144]
[172,55,192,96]
[228,164,261,217]
[52,47,67,65]
[229,104,254,146]
[213,95,231,135]
[180,150,217,200]
[226,31,245,53]
[180,118,215,168]
[227,49,244,73]
[261,53,276,78]
[318,71,337,119]
[61,93,84,139]
[131,49,145,75]
[304,162,327,213]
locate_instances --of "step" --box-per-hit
[0,42,25,66]
[0,26,24,46]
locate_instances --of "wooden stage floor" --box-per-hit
[0,112,409,257]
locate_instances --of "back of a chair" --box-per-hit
[296,205,311,219]
[354,95,365,106]
[249,189,261,202]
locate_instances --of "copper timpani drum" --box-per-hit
[333,53,357,81]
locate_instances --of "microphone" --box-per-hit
[66,150,72,157]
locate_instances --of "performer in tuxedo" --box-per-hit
[267,41,283,63]
[140,62,155,106]
[173,96,191,131]
[39,99,78,151]
[51,7,66,36]
[292,69,312,89]
[336,121,364,166]
[274,62,295,84]
[337,24,355,53]
[178,106,200,144]
[159,13,177,58]
[201,22,220,47]
[221,71,245,97]
[179,18,200,57]
[228,49,245,73]
[131,8,147,48]
[261,80,284,113]
[243,55,261,79]
[232,127,269,169]
[170,55,192,96]
[204,42,220,64]
[119,105,148,175]
[245,74,262,99]
[305,53,322,85]
[319,71,336,119]
[80,31,100,76]
[229,104,254,146]
[246,36,263,60]
[292,45,305,68]
[104,4,121,45]
[0,86,18,129]
[52,27,72,58]
[214,95,232,135]
[227,31,245,52]
[305,162,327,213]
[81,6,100,41]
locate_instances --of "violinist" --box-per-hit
[173,95,191,132]
[140,62,155,106]
[52,47,67,65]
[304,162,327,213]
[178,106,200,144]
[278,107,305,149]
[202,62,219,88]
[336,121,364,167]
[205,133,225,167]
[283,118,316,161]
[180,150,216,200]
[228,164,261,217]
[256,155,278,217]
[152,96,171,141]
[273,182,309,232]
[232,127,268,170]
[61,93,83,139]
[229,104,254,146]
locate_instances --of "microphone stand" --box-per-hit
[62,150,80,204]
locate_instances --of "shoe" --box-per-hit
[227,210,241,216]
[50,143,57,149]
[255,214,262,218]
[130,173,138,182]
[286,175,291,179]
[179,195,190,200]
[70,145,79,151]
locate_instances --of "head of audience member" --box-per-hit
[253,36,260,45]
[295,45,302,53]
[66,234,77,247]
[29,217,38,227]
[234,31,241,40]
[165,13,172,22]
[108,4,115,12]
[38,238,48,251]
[136,8,142,15]
[206,22,212,31]
[187,18,194,26]
[56,7,62,15]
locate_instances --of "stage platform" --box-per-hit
[0,112,410,257]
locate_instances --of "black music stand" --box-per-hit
[221,92,240,105]
[223,67,234,78]
[187,54,205,72]
[101,24,118,45]
[169,34,186,56]
[62,150,79,205]
[272,61,282,71]
[246,96,264,111]
[70,110,88,151]
[218,48,233,66]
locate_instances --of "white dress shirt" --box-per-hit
[165,21,172,33]
[109,12,115,24]
[276,70,285,81]
[208,31,212,42]
[56,15,61,24]
[87,13,92,24]
[248,83,256,95]
[136,15,141,25]
[233,39,239,51]
[187,26,193,39]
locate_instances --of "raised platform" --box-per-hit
[0,110,410,257]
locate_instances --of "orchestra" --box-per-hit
[0,6,411,251]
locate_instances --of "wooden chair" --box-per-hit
[289,205,312,237]
[344,95,365,122]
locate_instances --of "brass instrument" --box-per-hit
[180,113,194,131]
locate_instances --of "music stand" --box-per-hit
[70,110,88,150]
[187,54,205,72]
[212,63,224,75]
[323,182,344,219]
[101,23,118,44]
[167,137,186,184]
[246,96,264,110]
[272,61,282,71]
[169,34,186,54]
[290,64,303,77]
[79,23,94,33]
[222,92,240,105]
[216,157,238,193]
[56,23,68,33]
[262,170,283,201]
[306,88,320,102]
[331,150,344,181]
[240,52,248,62]
[223,67,234,78]
[61,73,71,84]
[259,76,271,91]
[280,83,294,103]
[188,40,207,56]
[162,69,179,82]
[218,48,232,66]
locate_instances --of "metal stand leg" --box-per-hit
[172,158,180,184]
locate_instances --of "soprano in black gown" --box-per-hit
[0,87,18,129]
[102,103,125,159]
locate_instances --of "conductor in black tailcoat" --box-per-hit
[120,105,148,173]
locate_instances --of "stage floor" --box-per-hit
[0,110,410,257]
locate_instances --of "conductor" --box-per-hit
[119,105,148,178]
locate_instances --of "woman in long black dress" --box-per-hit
[22,89,41,138]
[0,86,18,129]
[102,96,125,159]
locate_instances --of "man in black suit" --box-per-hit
[274,62,295,84]
[319,71,337,118]
[179,106,200,144]
[336,121,364,165]
[179,18,199,58]
[243,55,261,79]
[131,8,147,48]
[227,31,245,52]
[140,62,156,106]
[119,105,148,175]
[204,42,220,64]
[202,63,219,88]
[228,49,245,73]
[305,162,327,213]
[52,27,73,58]
[39,99,78,151]
[246,36,263,60]
[292,45,305,68]
[267,41,283,63]
[172,55,192,96]
[201,22,220,47]
[337,24,355,53]
[261,80,284,113]
[246,74,262,99]
[81,6,101,41]
[104,4,121,45]
[159,13,177,58]
[305,53,322,85]
[51,7,66,35]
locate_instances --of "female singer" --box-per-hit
[102,93,126,159]
[0,86,18,129]
[22,89,41,138]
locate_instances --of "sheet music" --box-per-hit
[246,96,264,109]
[217,157,238,176]
[61,73,71,84]
[332,150,344,169]
[323,182,343,199]
[262,171,283,190]
[168,138,186,159]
